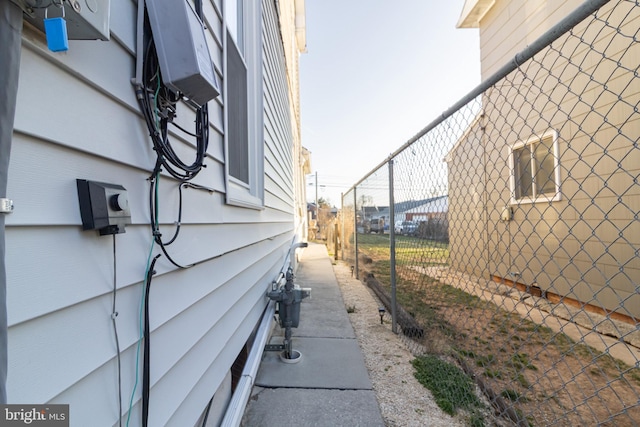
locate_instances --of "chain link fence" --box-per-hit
[341,1,639,425]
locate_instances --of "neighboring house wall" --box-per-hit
[453,0,640,318]
[465,0,584,80]
[6,0,305,425]
[447,116,488,278]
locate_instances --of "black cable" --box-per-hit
[142,254,161,427]
[138,4,207,424]
[137,37,209,182]
[169,121,200,138]
[111,235,123,427]
[147,173,194,269]
[148,175,183,247]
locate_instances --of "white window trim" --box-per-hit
[223,0,264,209]
[509,130,561,205]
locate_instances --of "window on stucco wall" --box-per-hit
[509,130,561,204]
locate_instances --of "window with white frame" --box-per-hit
[225,0,264,208]
[509,130,561,204]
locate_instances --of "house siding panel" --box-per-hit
[6,0,303,425]
[479,0,582,79]
[262,0,296,215]
[450,0,640,319]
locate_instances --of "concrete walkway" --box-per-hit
[242,243,384,427]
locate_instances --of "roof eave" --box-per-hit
[456,0,496,28]
[295,0,307,53]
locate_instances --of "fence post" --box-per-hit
[334,222,338,261]
[388,160,397,334]
[354,187,359,279]
[340,192,344,261]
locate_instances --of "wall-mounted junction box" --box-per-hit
[21,0,111,41]
[501,206,513,221]
[145,0,220,107]
[76,180,131,235]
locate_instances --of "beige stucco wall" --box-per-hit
[451,0,640,318]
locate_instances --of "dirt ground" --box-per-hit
[332,260,469,427]
[357,254,640,426]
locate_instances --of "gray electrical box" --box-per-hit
[22,0,111,41]
[145,0,220,107]
[76,179,131,235]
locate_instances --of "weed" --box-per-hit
[412,355,484,418]
[457,349,477,359]
[346,305,357,313]
[513,373,530,388]
[469,412,485,427]
[501,389,522,401]
[475,354,496,367]
[484,369,503,379]
[509,353,538,371]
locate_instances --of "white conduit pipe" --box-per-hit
[221,242,307,426]
[220,296,278,427]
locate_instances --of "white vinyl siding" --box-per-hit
[6,0,299,425]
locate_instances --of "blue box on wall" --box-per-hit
[44,17,69,52]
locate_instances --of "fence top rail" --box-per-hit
[346,0,611,195]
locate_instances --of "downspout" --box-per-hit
[0,1,23,404]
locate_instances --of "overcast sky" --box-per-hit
[300,0,481,206]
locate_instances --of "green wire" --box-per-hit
[126,172,160,426]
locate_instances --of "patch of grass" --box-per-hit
[356,232,449,268]
[537,325,554,335]
[501,389,522,401]
[438,283,481,305]
[509,353,538,371]
[513,373,530,388]
[484,369,503,379]
[516,319,546,333]
[475,354,496,367]
[469,413,486,427]
[474,336,489,345]
[346,305,357,313]
[412,355,484,419]
[457,349,477,359]
[551,332,575,354]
